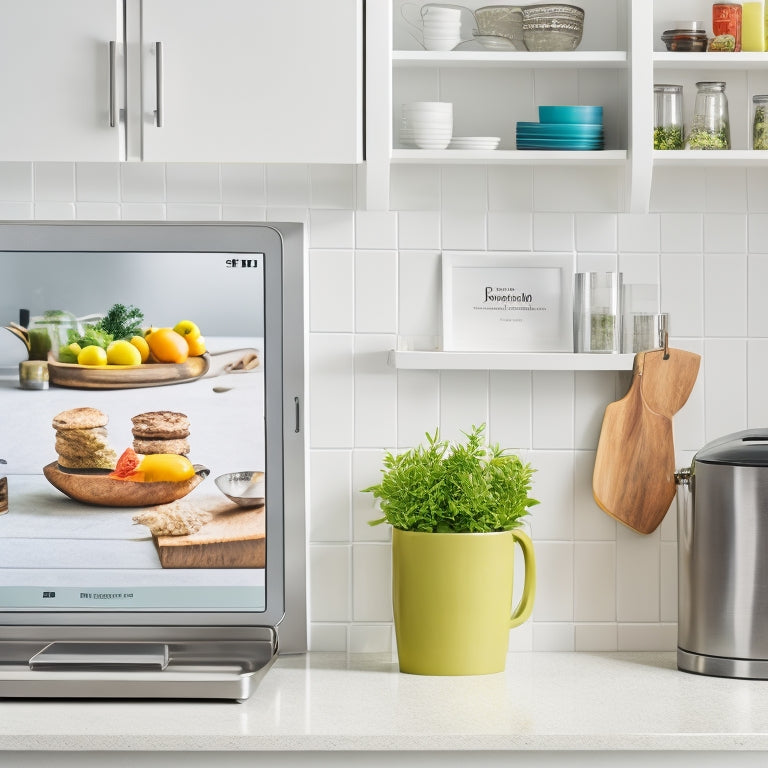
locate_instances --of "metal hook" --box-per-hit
[663,330,670,360]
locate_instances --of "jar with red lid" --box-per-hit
[711,3,742,51]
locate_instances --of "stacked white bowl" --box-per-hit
[401,101,453,149]
[421,5,463,51]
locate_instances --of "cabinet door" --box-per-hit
[0,0,123,161]
[139,0,363,163]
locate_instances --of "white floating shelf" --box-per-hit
[653,150,768,165]
[388,350,635,371]
[391,149,627,165]
[393,50,628,69]
[653,52,768,69]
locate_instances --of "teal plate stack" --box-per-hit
[516,105,604,150]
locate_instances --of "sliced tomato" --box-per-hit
[109,447,141,479]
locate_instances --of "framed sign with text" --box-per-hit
[441,252,574,352]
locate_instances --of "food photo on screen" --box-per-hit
[0,250,268,611]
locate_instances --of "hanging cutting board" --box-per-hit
[638,347,701,418]
[592,347,699,535]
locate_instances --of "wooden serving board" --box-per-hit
[43,462,209,507]
[154,497,265,569]
[47,353,210,389]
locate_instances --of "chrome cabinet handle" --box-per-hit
[155,42,164,127]
[109,40,117,127]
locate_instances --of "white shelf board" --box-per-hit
[653,52,768,69]
[393,50,628,68]
[391,149,627,165]
[388,350,635,371]
[653,149,768,165]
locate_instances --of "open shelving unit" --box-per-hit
[364,0,768,213]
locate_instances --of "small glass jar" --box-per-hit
[654,84,684,149]
[753,95,768,149]
[687,81,731,150]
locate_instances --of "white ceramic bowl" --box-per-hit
[403,101,453,111]
[403,115,453,125]
[423,37,461,50]
[414,139,452,149]
[402,112,453,121]
[422,19,463,29]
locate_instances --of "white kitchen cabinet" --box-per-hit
[137,0,363,163]
[0,0,363,164]
[0,0,124,162]
[364,0,768,211]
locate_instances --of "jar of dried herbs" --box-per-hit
[654,84,684,149]
[753,95,768,149]
[687,81,731,149]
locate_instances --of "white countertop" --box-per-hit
[1,651,768,758]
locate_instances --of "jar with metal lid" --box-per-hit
[687,81,731,149]
[753,95,768,149]
[654,84,684,149]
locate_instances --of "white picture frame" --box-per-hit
[441,251,574,352]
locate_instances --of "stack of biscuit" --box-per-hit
[53,407,118,470]
[131,411,191,456]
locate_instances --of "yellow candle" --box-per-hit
[743,1,765,51]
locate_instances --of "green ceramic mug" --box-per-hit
[392,527,536,675]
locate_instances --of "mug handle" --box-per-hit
[400,2,424,45]
[509,529,536,629]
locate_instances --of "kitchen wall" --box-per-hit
[1,159,765,654]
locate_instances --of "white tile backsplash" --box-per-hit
[309,450,353,543]
[704,253,748,337]
[10,158,759,654]
[309,249,355,332]
[354,250,397,333]
[0,161,33,201]
[121,163,166,202]
[34,162,75,201]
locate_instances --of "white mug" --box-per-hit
[400,3,471,49]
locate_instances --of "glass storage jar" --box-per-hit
[654,84,684,149]
[687,81,731,150]
[712,2,742,50]
[753,95,768,149]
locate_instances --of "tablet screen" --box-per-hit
[0,223,304,635]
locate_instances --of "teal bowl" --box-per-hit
[538,105,603,125]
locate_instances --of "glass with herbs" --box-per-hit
[753,95,768,149]
[654,84,684,150]
[687,81,731,149]
[573,272,622,354]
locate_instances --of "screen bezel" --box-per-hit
[0,221,306,648]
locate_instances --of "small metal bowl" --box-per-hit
[214,471,265,508]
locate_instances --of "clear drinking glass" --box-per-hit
[574,272,622,354]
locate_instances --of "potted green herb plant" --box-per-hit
[364,424,538,676]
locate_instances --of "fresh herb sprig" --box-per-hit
[98,303,144,339]
[364,424,538,533]
[67,303,145,349]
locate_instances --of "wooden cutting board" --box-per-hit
[592,351,691,534]
[637,347,701,418]
[153,497,265,569]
